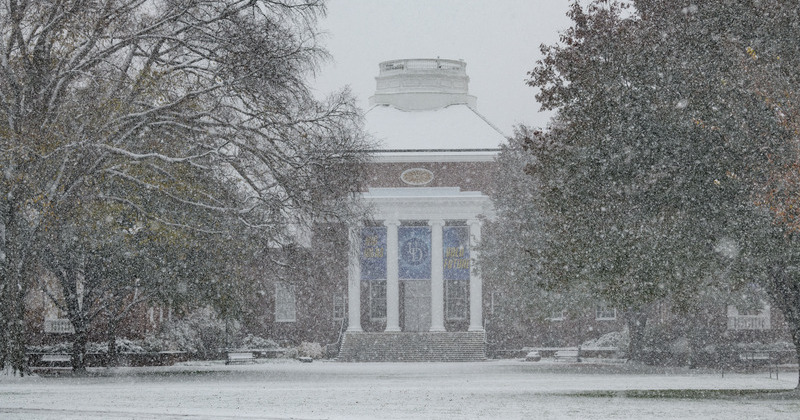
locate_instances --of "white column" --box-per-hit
[347,224,363,332]
[468,220,484,332]
[429,219,445,332]
[384,220,400,332]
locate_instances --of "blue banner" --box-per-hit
[398,226,431,280]
[360,227,386,280]
[443,226,470,280]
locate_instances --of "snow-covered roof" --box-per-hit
[365,104,505,150]
[363,58,506,162]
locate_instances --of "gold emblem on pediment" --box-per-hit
[400,168,434,186]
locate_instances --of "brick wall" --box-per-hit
[364,161,497,193]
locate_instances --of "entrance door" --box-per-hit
[404,280,431,331]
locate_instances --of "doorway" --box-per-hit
[403,280,431,331]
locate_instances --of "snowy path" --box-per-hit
[1,359,798,419]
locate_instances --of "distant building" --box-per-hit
[335,58,505,361]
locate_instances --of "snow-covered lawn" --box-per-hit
[1,359,798,419]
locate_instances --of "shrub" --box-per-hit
[158,307,237,357]
[581,331,626,348]
[27,338,146,354]
[296,342,323,359]
[238,334,279,350]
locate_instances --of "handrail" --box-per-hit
[326,317,346,357]
[380,58,466,73]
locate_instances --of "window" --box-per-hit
[43,318,75,334]
[727,303,771,330]
[595,305,616,321]
[333,292,346,320]
[275,282,296,322]
[369,280,386,320]
[490,291,502,316]
[547,309,566,321]
[446,279,468,320]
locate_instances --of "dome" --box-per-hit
[365,58,505,157]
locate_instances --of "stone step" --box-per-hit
[337,331,486,362]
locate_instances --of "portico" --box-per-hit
[347,188,492,334]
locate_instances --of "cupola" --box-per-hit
[368,58,478,111]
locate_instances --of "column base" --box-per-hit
[384,326,401,332]
[468,325,484,332]
[429,326,446,332]
[346,326,363,332]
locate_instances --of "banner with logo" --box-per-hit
[443,226,470,280]
[398,226,431,280]
[360,226,386,280]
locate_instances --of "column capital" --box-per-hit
[348,222,365,247]
[467,219,481,228]
[383,219,400,227]
[428,218,445,227]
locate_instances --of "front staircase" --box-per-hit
[337,331,486,362]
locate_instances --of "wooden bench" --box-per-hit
[225,351,256,365]
[554,349,581,362]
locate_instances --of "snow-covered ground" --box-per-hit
[1,359,798,419]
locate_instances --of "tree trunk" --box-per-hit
[0,287,27,375]
[1,202,35,376]
[58,266,89,373]
[0,281,9,372]
[107,318,118,368]
[791,325,800,390]
[11,284,27,375]
[71,327,88,373]
[767,263,800,389]
[1,254,30,376]
[625,309,648,362]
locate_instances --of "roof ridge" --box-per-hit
[462,105,507,138]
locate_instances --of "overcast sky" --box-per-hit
[312,0,575,136]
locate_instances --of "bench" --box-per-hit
[554,349,581,362]
[225,351,256,365]
[739,351,770,363]
[42,353,71,364]
[29,353,72,373]
[254,349,286,358]
[739,351,778,377]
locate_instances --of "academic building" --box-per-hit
[336,58,505,361]
[27,58,792,365]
